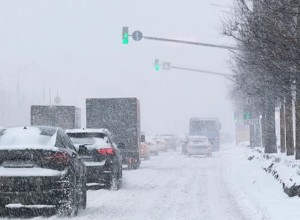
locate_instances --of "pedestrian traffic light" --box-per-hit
[155,59,159,71]
[122,27,129,44]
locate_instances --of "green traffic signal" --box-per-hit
[122,27,129,44]
[244,113,251,120]
[155,59,159,71]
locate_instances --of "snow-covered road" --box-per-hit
[5,144,300,220]
[66,145,261,220]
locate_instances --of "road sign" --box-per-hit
[132,31,143,41]
[244,119,260,125]
[162,62,170,70]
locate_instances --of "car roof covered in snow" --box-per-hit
[189,135,208,140]
[0,126,58,150]
[66,128,109,134]
[190,117,219,121]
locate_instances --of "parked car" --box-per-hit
[140,142,150,160]
[147,141,159,156]
[66,128,122,190]
[187,136,212,157]
[0,126,86,216]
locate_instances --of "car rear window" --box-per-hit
[67,132,109,149]
[0,127,57,147]
[189,137,207,143]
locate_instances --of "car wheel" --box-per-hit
[57,178,79,216]
[133,161,140,169]
[79,178,87,210]
[0,204,6,216]
[119,168,123,179]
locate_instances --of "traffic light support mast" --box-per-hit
[143,36,238,50]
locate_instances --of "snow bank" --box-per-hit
[227,144,300,220]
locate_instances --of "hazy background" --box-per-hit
[0,0,235,136]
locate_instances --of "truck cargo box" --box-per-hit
[31,105,81,129]
[86,98,141,169]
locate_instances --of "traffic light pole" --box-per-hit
[143,36,238,50]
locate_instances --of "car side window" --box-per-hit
[55,129,66,149]
[107,134,115,147]
[60,130,77,152]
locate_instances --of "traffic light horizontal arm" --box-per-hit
[143,36,238,50]
[170,66,234,80]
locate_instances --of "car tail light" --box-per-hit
[44,151,70,167]
[97,148,114,155]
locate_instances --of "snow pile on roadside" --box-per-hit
[222,144,300,220]
[245,146,300,196]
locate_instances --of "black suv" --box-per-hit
[0,126,86,216]
[66,129,122,190]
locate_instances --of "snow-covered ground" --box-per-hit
[3,144,300,219]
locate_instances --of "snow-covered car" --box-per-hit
[66,128,122,190]
[140,142,151,160]
[187,136,212,157]
[154,139,168,152]
[147,141,159,156]
[160,134,178,151]
[0,126,87,216]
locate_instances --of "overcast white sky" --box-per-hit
[0,0,235,135]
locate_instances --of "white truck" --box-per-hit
[189,117,222,151]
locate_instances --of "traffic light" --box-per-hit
[244,112,251,120]
[122,27,129,44]
[155,59,159,71]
